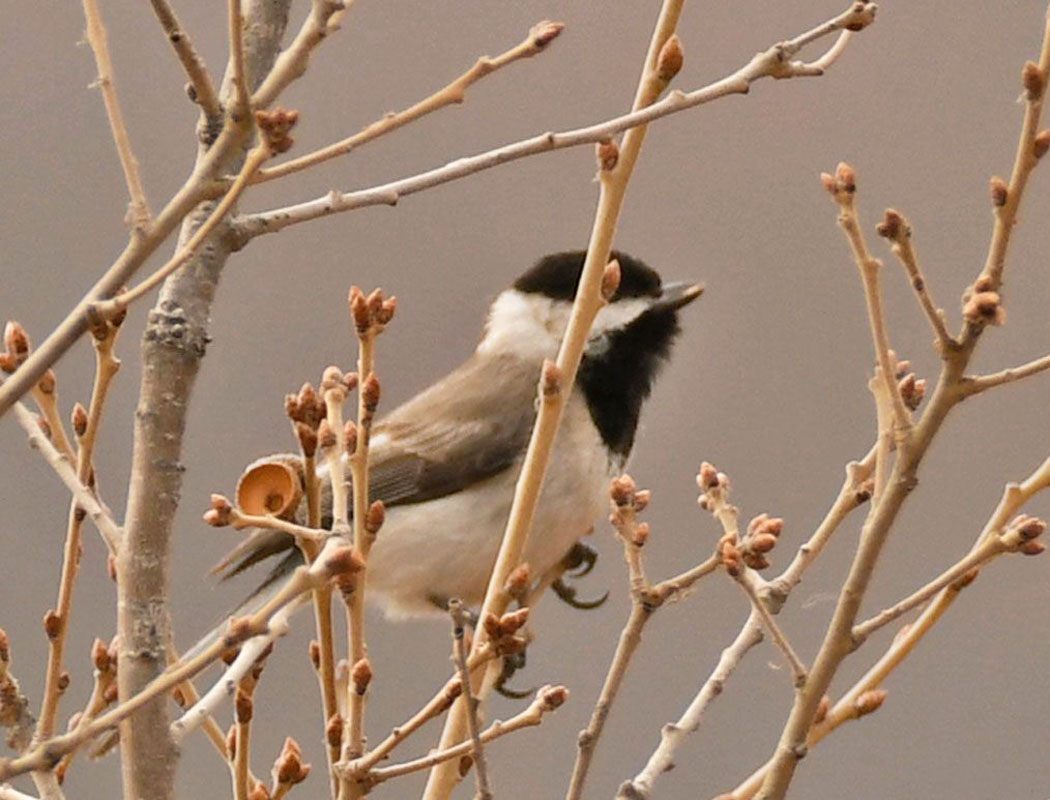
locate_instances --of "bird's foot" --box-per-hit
[552,542,609,610]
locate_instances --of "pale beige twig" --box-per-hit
[37,325,121,741]
[733,572,807,687]
[227,0,250,117]
[755,16,1050,790]
[448,602,491,800]
[366,687,567,788]
[825,164,913,442]
[959,352,1050,396]
[233,1,878,242]
[620,449,874,799]
[254,20,564,185]
[875,209,956,353]
[252,0,346,109]
[567,476,719,800]
[94,141,272,317]
[11,401,122,552]
[148,0,222,120]
[0,785,39,800]
[727,456,1050,799]
[82,0,151,229]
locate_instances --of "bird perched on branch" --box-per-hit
[216,250,702,619]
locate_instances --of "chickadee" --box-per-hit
[217,250,701,618]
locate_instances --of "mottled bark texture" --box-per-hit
[116,3,292,798]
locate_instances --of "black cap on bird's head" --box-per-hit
[509,250,703,460]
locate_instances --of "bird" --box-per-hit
[215,250,702,620]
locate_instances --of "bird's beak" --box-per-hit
[653,281,704,311]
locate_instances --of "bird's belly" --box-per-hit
[366,400,616,618]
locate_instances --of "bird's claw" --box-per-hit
[552,578,609,610]
[562,541,599,578]
[494,650,534,699]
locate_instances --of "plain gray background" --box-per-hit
[2,2,1049,798]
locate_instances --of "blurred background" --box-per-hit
[2,2,1049,797]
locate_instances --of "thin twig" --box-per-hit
[619,449,874,799]
[726,457,1050,800]
[94,141,272,317]
[448,602,491,800]
[567,477,719,800]
[11,401,121,552]
[875,209,956,353]
[253,20,564,185]
[733,572,807,687]
[36,325,121,741]
[149,0,222,120]
[959,352,1050,396]
[365,687,567,788]
[233,1,878,242]
[82,0,151,229]
[227,0,250,116]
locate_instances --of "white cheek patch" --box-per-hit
[477,290,564,360]
[590,298,651,336]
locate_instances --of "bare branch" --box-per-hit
[148,0,222,120]
[875,209,956,353]
[254,20,565,185]
[82,0,151,228]
[448,601,491,800]
[234,2,878,242]
[959,352,1050,396]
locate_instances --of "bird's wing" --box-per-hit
[215,353,540,582]
[368,352,540,506]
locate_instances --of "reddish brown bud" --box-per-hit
[1012,514,1046,540]
[855,688,888,717]
[697,462,720,490]
[835,162,856,194]
[317,419,336,450]
[458,754,473,777]
[320,366,345,396]
[255,107,299,154]
[610,475,637,507]
[596,139,619,172]
[351,658,373,694]
[656,34,684,83]
[92,638,112,672]
[362,373,381,413]
[36,369,56,395]
[43,610,62,640]
[819,172,837,195]
[365,500,385,534]
[963,290,1005,326]
[275,736,311,784]
[875,208,907,240]
[530,19,564,49]
[1020,539,1046,556]
[324,545,365,577]
[308,640,321,670]
[632,521,651,547]
[326,714,343,748]
[36,415,52,440]
[633,489,651,512]
[499,607,530,635]
[721,540,742,577]
[538,684,569,710]
[71,403,89,438]
[102,681,118,704]
[601,259,622,302]
[57,672,70,693]
[741,551,769,571]
[1035,130,1050,160]
[0,628,10,663]
[235,688,254,723]
[749,532,779,554]
[344,419,358,454]
[1022,60,1045,99]
[989,176,1008,207]
[4,321,30,362]
[349,287,370,334]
